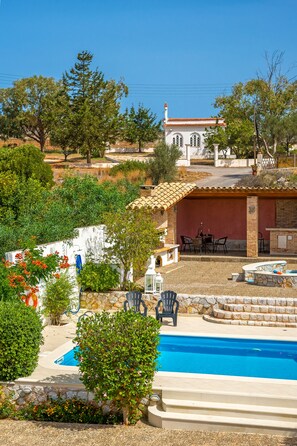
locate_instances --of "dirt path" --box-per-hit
[0,420,296,446]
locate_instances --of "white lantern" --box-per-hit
[155,273,163,294]
[145,256,156,293]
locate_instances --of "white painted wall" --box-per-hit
[5,225,106,266]
[165,125,212,159]
[215,158,255,167]
[5,226,107,312]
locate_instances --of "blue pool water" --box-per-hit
[55,335,297,380]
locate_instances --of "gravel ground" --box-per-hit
[1,420,297,446]
[154,260,297,297]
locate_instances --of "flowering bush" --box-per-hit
[0,245,70,306]
[21,397,122,424]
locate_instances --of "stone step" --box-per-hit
[162,388,297,407]
[213,307,297,323]
[148,405,297,434]
[162,398,297,422]
[203,314,297,327]
[222,297,297,306]
[221,303,297,314]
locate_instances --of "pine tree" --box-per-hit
[63,51,127,163]
[124,104,161,152]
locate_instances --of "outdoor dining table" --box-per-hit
[193,234,215,253]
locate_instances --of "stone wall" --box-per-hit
[1,382,97,409]
[276,199,297,228]
[254,272,297,288]
[0,381,149,415]
[81,291,230,315]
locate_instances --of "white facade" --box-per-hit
[164,103,225,159]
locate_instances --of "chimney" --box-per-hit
[164,103,168,123]
[140,185,156,197]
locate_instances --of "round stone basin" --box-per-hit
[242,261,297,288]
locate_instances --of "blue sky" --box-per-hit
[0,0,296,119]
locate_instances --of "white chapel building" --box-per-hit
[163,103,225,159]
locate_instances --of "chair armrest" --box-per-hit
[173,300,179,314]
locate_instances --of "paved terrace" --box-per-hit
[142,258,297,298]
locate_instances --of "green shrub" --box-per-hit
[109,160,148,177]
[75,310,160,425]
[77,262,119,292]
[43,272,74,325]
[0,386,15,419]
[121,281,144,292]
[0,301,43,381]
[148,141,182,184]
[20,397,122,424]
[0,144,53,187]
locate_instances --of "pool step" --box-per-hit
[204,297,297,327]
[148,388,297,433]
[162,399,297,422]
[148,405,297,434]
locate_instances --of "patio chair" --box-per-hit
[155,290,179,326]
[213,236,228,254]
[201,234,215,253]
[180,235,194,252]
[258,231,265,253]
[124,291,148,316]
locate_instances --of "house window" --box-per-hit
[190,133,200,148]
[172,133,183,147]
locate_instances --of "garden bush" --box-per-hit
[0,144,53,186]
[21,397,122,424]
[75,310,160,425]
[109,160,148,177]
[43,272,74,325]
[0,386,15,419]
[0,301,43,381]
[77,262,119,292]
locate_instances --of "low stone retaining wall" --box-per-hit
[0,381,150,415]
[81,291,233,315]
[242,260,287,283]
[254,271,297,288]
[1,382,97,409]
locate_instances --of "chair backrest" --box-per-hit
[181,235,193,244]
[160,290,177,312]
[125,291,143,312]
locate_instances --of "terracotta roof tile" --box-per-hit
[127,182,196,210]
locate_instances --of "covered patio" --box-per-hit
[128,183,297,258]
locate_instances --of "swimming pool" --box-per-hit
[55,335,297,381]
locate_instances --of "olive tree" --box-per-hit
[103,209,160,285]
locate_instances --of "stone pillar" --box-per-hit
[166,205,177,244]
[214,144,219,167]
[246,196,258,257]
[185,144,191,163]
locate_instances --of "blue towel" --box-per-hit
[76,254,83,274]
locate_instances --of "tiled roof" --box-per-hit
[193,186,297,191]
[127,182,197,211]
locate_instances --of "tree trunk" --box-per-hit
[86,150,92,165]
[138,141,142,153]
[122,407,129,425]
[40,138,46,152]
